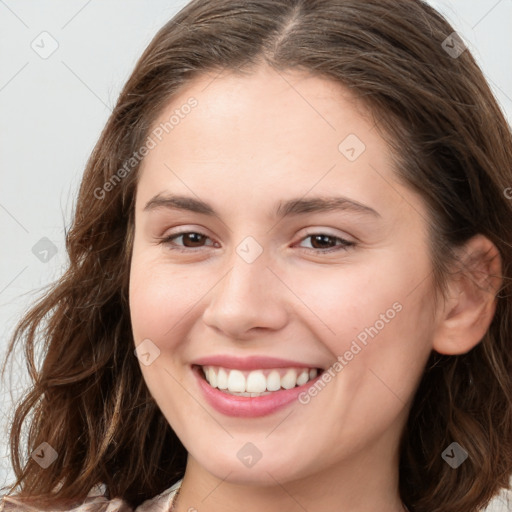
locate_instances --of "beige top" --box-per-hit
[0,479,182,512]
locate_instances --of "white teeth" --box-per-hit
[207,367,217,388]
[246,371,267,393]
[281,369,297,389]
[201,365,321,393]
[217,368,228,389]
[296,369,309,386]
[227,369,245,392]
[266,370,281,391]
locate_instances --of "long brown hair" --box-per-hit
[2,1,512,510]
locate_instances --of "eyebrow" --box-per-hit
[143,194,381,218]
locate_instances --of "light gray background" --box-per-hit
[1,1,511,509]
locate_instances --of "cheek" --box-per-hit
[128,254,200,420]
[283,249,435,398]
[129,252,198,343]
[283,249,429,343]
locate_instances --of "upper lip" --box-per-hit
[191,354,323,371]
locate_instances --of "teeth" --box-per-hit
[297,370,310,386]
[246,370,267,393]
[227,370,245,392]
[207,367,217,388]
[267,370,281,391]
[281,369,297,389]
[201,366,320,394]
[217,368,228,389]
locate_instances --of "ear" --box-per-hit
[432,234,502,355]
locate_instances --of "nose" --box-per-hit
[202,248,289,339]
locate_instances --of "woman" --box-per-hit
[1,1,511,511]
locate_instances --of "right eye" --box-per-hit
[158,230,218,252]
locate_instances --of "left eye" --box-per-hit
[297,233,354,252]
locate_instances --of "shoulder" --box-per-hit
[0,479,183,512]
[0,483,133,511]
[135,479,183,511]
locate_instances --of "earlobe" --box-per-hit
[432,234,502,355]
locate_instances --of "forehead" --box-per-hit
[146,64,374,156]
[134,64,409,221]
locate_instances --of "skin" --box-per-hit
[128,64,501,512]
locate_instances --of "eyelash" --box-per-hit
[157,230,355,254]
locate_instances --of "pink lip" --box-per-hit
[192,365,324,417]
[191,354,322,371]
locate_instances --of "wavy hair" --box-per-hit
[2,1,512,511]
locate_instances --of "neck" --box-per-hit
[173,429,407,512]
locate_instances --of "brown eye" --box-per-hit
[298,233,354,253]
[159,231,216,251]
[178,232,208,247]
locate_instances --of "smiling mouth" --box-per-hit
[193,364,325,397]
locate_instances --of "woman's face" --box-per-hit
[129,64,438,486]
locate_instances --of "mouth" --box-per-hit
[192,364,325,397]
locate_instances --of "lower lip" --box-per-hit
[192,365,323,417]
